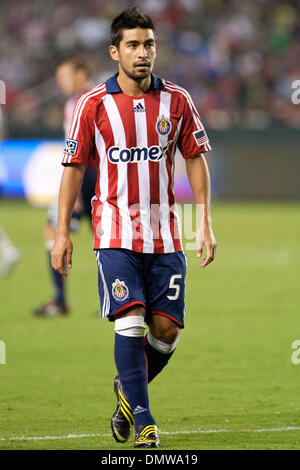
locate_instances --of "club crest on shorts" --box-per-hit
[156,115,172,136]
[112,279,129,302]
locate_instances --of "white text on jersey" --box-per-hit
[108,145,168,164]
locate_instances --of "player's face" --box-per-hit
[56,63,77,96]
[110,28,156,81]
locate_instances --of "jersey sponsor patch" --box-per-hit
[112,279,129,302]
[108,145,168,163]
[193,129,209,147]
[64,138,78,156]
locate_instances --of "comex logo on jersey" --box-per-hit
[108,140,175,164]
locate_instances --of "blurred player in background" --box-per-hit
[51,8,216,447]
[0,105,20,276]
[34,56,97,316]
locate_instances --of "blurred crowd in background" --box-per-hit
[1,0,300,138]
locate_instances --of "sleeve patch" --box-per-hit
[64,138,78,156]
[193,129,209,147]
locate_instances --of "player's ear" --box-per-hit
[109,45,119,63]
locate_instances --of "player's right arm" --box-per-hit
[51,163,85,277]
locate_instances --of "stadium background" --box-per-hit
[1,0,300,450]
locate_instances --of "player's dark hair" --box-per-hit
[57,55,93,78]
[111,7,156,48]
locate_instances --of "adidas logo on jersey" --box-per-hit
[134,103,145,113]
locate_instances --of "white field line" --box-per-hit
[1,426,300,442]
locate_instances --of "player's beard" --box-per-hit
[120,61,152,82]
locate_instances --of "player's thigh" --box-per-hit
[115,305,146,319]
[95,248,146,322]
[145,251,187,329]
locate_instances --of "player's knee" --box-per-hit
[114,306,146,338]
[157,328,179,345]
[147,329,180,354]
[150,316,180,345]
[114,314,146,338]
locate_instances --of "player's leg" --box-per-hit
[114,308,159,448]
[45,221,67,309]
[143,251,187,383]
[34,197,82,316]
[114,308,156,420]
[95,248,159,447]
[34,212,68,315]
[144,315,180,383]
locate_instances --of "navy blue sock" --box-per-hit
[114,333,156,427]
[143,334,176,383]
[48,250,65,304]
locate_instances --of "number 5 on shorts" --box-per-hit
[167,274,182,300]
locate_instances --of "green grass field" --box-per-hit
[1,199,300,450]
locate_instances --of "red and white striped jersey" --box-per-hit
[62,73,211,253]
[63,95,79,138]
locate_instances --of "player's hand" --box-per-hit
[196,224,217,268]
[51,232,73,278]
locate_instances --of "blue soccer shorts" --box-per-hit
[95,248,187,328]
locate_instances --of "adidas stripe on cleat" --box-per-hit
[111,376,134,443]
[134,424,160,448]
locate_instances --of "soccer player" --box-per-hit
[0,107,20,276]
[51,8,217,447]
[34,56,97,316]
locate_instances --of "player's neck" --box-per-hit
[116,70,151,97]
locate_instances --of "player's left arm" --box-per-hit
[185,153,217,267]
